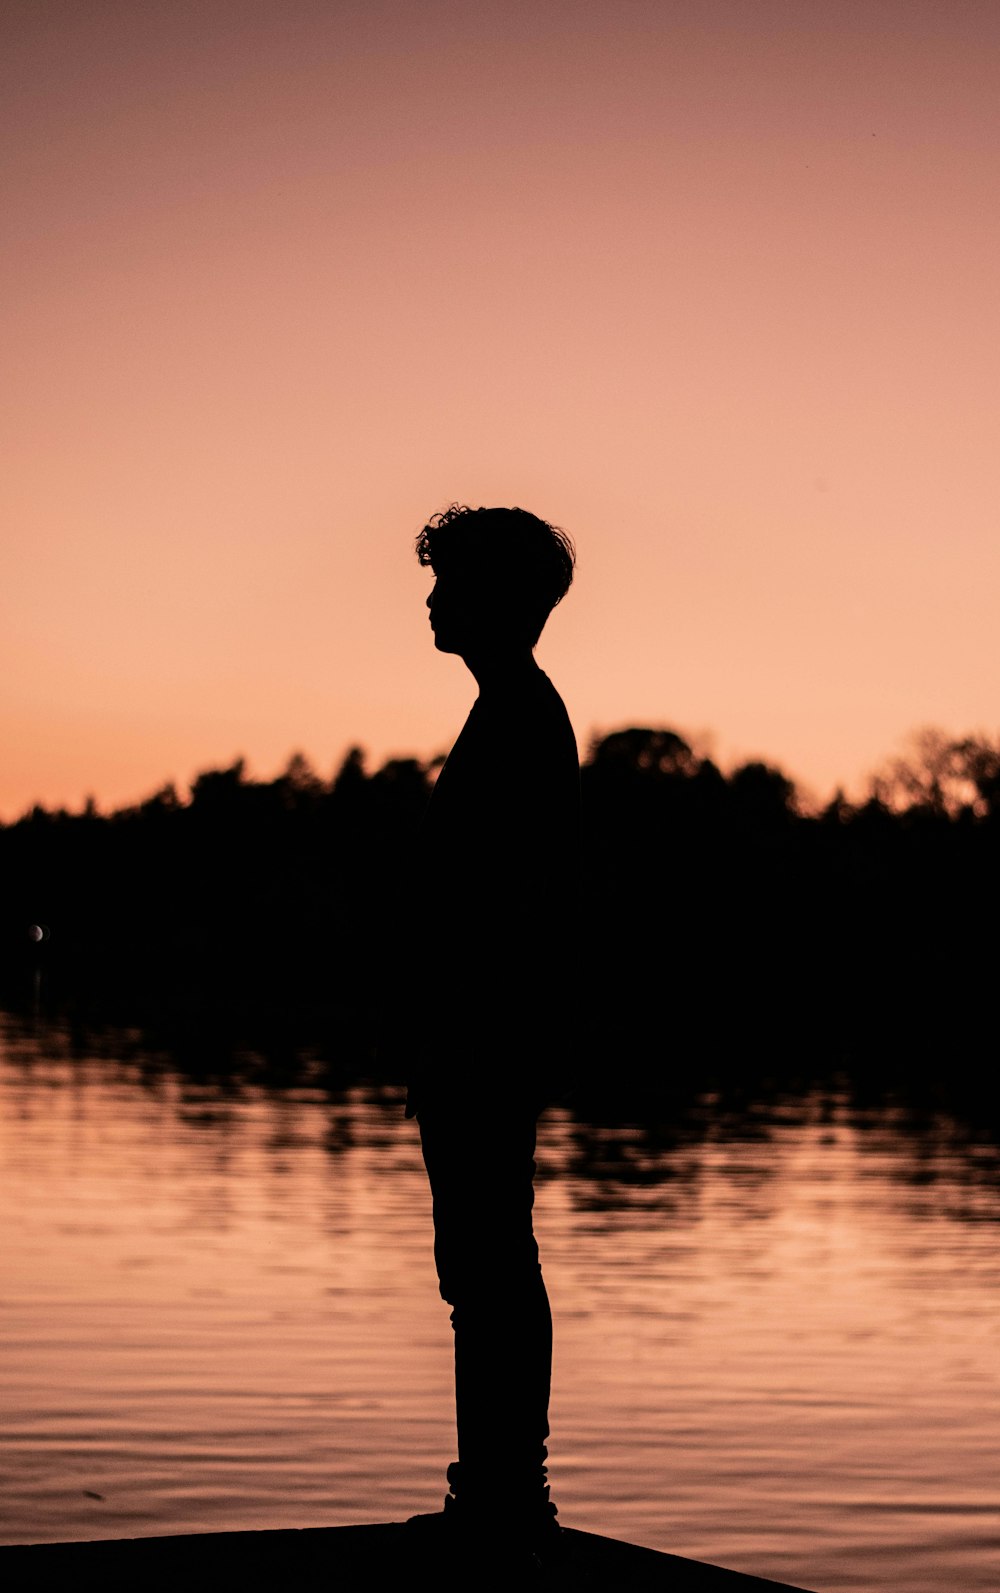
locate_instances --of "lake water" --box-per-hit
[1,1012,998,1591]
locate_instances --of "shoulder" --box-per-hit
[524,670,578,761]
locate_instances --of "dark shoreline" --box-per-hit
[5,724,998,1100]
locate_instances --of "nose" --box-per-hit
[426,587,434,611]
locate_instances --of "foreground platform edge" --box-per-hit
[0,1521,816,1591]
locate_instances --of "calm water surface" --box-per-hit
[1,1015,998,1592]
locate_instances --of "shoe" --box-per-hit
[404,1490,564,1573]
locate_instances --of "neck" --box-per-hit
[461,646,539,691]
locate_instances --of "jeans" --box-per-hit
[415,1087,553,1513]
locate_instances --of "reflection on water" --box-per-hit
[1,1015,998,1593]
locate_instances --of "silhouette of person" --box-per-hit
[404,504,579,1565]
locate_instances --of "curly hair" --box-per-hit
[415,503,575,645]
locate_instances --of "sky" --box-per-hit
[3,0,998,819]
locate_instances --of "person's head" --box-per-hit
[416,503,575,657]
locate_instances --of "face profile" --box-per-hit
[426,575,459,653]
[426,573,504,658]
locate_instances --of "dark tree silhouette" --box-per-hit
[1,726,996,1083]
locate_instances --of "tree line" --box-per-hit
[2,727,997,1077]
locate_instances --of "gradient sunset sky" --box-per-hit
[4,0,998,819]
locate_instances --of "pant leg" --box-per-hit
[416,1091,553,1511]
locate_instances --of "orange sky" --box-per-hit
[3,0,998,819]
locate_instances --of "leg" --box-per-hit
[416,1091,556,1522]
